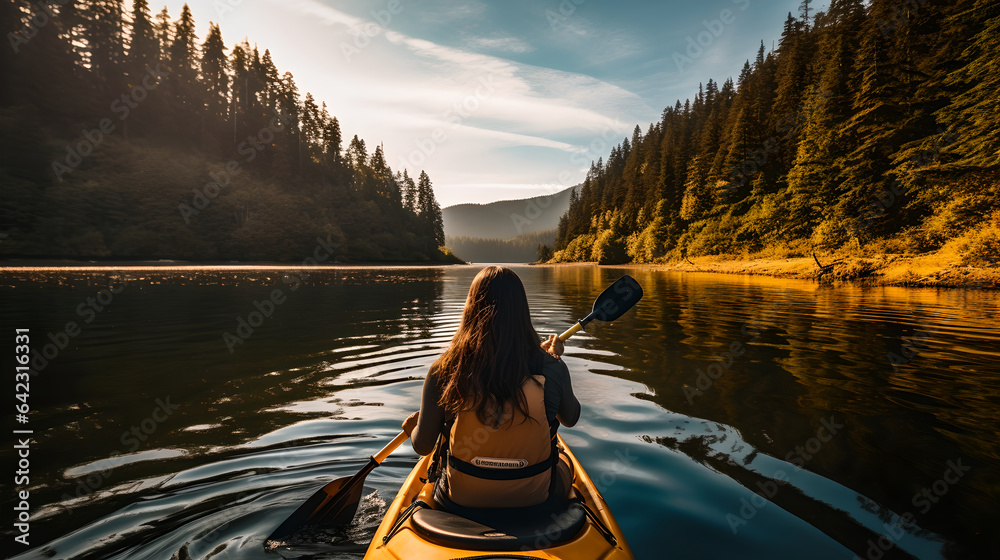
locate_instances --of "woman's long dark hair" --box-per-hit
[435,266,541,426]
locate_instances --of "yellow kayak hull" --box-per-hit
[364,434,634,559]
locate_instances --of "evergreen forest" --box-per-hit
[552,0,1000,267]
[1,1,450,262]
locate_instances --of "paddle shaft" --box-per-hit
[558,322,584,341]
[374,431,410,464]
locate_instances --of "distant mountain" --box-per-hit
[443,186,578,239]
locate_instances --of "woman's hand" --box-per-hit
[541,334,564,358]
[402,411,419,437]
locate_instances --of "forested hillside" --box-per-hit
[553,0,1000,266]
[446,229,557,263]
[443,186,576,239]
[0,1,450,262]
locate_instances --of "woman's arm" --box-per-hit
[540,342,581,428]
[403,368,446,456]
[554,360,581,427]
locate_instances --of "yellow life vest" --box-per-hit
[443,374,557,508]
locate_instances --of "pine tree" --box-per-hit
[260,49,280,110]
[347,134,367,168]
[126,0,158,85]
[246,45,265,113]
[799,0,812,30]
[84,0,126,91]
[200,23,228,122]
[167,4,199,114]
[154,7,172,62]
[229,41,248,127]
[718,60,756,201]
[276,72,300,120]
[417,171,444,246]
[300,92,322,162]
[537,244,554,263]
[370,143,395,201]
[402,169,417,212]
[322,111,342,167]
[769,12,815,175]
[272,71,302,175]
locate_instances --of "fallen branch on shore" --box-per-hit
[813,251,845,277]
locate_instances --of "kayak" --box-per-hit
[363,434,634,559]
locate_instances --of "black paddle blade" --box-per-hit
[584,275,643,326]
[265,459,375,543]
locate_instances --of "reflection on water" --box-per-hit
[1,265,997,559]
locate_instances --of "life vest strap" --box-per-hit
[447,444,556,481]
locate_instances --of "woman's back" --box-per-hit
[403,266,581,509]
[446,373,553,508]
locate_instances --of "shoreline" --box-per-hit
[3,256,995,289]
[0,258,472,271]
[542,253,1000,289]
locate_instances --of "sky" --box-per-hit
[149,0,826,207]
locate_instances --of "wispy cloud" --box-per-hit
[266,0,652,203]
[208,0,801,205]
[466,35,536,54]
[275,0,364,30]
[412,1,488,25]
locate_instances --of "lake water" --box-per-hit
[2,264,998,559]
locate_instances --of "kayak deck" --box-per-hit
[364,434,634,559]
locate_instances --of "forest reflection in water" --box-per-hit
[547,266,999,558]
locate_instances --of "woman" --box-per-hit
[402,266,581,510]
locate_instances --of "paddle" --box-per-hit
[559,274,644,341]
[266,274,643,545]
[265,431,409,544]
